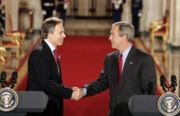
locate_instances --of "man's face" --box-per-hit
[49,23,66,47]
[109,26,125,49]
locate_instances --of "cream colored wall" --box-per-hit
[169,0,180,46]
[168,52,180,95]
[5,0,43,31]
[96,0,106,17]
[140,0,163,32]
[27,0,43,30]
[168,0,180,96]
[122,0,132,23]
[5,0,19,32]
[77,0,91,16]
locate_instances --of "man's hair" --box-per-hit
[112,21,135,41]
[41,17,63,39]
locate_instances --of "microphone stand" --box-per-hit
[0,71,18,89]
[160,75,177,93]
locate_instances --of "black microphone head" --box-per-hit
[171,75,177,86]
[160,75,167,93]
[160,75,166,85]
[12,71,18,80]
[171,75,176,81]
[160,75,168,87]
[160,75,165,80]
[0,71,6,80]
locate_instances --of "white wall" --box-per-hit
[5,0,19,32]
[169,0,180,46]
[140,0,163,32]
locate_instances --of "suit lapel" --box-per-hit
[42,40,62,83]
[42,40,55,63]
[122,46,136,79]
[111,51,119,86]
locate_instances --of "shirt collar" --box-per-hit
[44,39,56,53]
[120,44,132,58]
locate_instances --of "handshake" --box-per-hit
[71,87,85,101]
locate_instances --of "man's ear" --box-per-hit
[47,31,53,37]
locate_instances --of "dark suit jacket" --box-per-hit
[26,40,72,116]
[41,0,55,19]
[85,46,157,116]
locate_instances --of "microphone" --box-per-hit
[160,75,167,93]
[0,71,7,87]
[171,75,177,93]
[11,71,18,88]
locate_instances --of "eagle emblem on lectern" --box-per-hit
[0,87,18,112]
[158,92,180,116]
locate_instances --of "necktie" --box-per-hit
[118,53,123,82]
[53,49,60,74]
[53,49,62,83]
[53,49,58,64]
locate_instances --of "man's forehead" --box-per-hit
[56,23,63,28]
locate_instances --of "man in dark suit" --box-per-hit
[26,17,80,116]
[56,0,68,22]
[75,21,157,116]
[131,0,142,37]
[112,0,125,22]
[41,0,55,19]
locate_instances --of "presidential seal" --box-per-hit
[158,92,180,116]
[0,87,19,112]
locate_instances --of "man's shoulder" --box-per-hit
[29,43,45,57]
[135,48,150,56]
[106,51,118,57]
[135,48,153,61]
[32,43,43,52]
